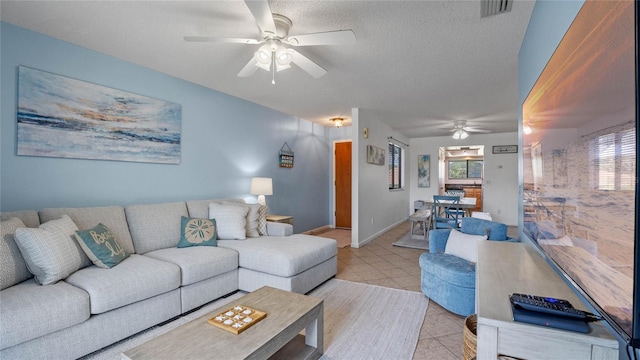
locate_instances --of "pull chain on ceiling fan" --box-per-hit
[184,0,356,83]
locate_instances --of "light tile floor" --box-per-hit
[332,221,465,359]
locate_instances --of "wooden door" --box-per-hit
[335,142,352,229]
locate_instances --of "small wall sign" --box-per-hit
[279,142,294,168]
[492,145,518,154]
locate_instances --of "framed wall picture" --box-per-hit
[492,145,518,154]
[417,155,430,188]
[366,145,385,165]
[17,66,182,164]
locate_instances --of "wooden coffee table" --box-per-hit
[122,286,323,360]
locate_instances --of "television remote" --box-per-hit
[509,293,587,320]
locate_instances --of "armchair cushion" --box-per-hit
[419,253,476,288]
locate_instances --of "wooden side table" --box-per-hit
[266,215,293,226]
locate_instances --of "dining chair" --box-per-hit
[432,195,461,229]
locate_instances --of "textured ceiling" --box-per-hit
[0,0,535,138]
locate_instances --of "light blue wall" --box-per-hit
[0,22,331,233]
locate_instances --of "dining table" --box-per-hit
[415,197,477,217]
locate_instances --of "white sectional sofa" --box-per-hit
[0,198,337,359]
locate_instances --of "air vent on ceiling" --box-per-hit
[481,0,512,17]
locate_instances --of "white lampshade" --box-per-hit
[250,177,272,207]
[250,177,273,196]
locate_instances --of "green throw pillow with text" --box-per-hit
[75,223,129,268]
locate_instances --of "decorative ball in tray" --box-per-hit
[208,305,267,334]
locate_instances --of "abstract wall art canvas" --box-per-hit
[366,145,385,165]
[417,155,430,188]
[17,66,182,164]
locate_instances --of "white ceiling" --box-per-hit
[0,0,535,138]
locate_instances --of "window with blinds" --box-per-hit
[388,143,402,189]
[591,126,636,191]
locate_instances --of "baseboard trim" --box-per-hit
[354,218,407,248]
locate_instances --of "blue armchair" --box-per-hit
[418,217,516,316]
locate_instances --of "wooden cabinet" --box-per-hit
[463,187,482,213]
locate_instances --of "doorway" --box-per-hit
[334,141,352,229]
[438,145,484,213]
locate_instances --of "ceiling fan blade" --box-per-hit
[237,57,259,77]
[286,30,356,46]
[183,36,261,44]
[464,127,491,133]
[244,0,277,36]
[290,49,327,78]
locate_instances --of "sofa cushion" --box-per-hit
[144,246,238,286]
[419,252,476,288]
[65,254,180,314]
[208,203,249,240]
[74,223,130,268]
[178,216,217,248]
[14,215,86,285]
[40,206,135,255]
[0,279,90,350]
[0,218,32,290]
[444,229,487,263]
[125,202,188,254]
[460,217,508,241]
[218,235,337,277]
[223,201,261,238]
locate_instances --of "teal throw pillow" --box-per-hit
[178,216,217,248]
[74,223,129,268]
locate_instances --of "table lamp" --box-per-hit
[250,177,273,208]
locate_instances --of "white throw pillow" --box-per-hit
[444,229,488,263]
[14,215,84,285]
[208,203,249,240]
[222,201,261,238]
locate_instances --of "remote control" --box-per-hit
[509,293,587,320]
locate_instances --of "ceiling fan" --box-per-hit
[184,0,356,83]
[451,120,490,140]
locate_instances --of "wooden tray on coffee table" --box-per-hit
[208,305,267,334]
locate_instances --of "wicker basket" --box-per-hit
[463,314,478,360]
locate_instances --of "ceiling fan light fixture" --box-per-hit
[452,129,469,140]
[275,47,294,71]
[331,117,344,128]
[523,123,533,135]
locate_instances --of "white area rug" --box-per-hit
[82,279,428,360]
[392,231,430,250]
[312,279,428,360]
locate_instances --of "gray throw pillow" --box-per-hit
[0,217,32,289]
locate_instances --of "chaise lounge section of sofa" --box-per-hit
[0,198,337,359]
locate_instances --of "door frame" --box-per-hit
[333,139,352,229]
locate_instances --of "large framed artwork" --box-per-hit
[17,66,182,164]
[417,155,430,188]
[366,145,385,165]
